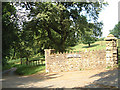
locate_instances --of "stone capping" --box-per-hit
[50,49,106,55]
[104,34,117,41]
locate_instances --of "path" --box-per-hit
[2,68,119,88]
[2,67,17,76]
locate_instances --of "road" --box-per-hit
[2,68,119,88]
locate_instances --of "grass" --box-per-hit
[2,58,27,71]
[15,64,45,76]
[3,60,46,76]
[15,55,45,76]
[3,55,46,76]
[2,62,24,71]
[70,41,106,51]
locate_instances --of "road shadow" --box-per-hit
[82,44,99,48]
[73,69,119,88]
[2,69,62,88]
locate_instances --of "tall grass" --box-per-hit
[15,64,45,75]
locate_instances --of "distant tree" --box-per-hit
[81,22,102,47]
[110,21,120,39]
[81,36,97,47]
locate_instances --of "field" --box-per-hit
[71,41,106,51]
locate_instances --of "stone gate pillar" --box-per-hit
[105,34,117,67]
[44,49,51,73]
[44,49,55,73]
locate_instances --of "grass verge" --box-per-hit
[15,64,45,76]
[2,63,20,71]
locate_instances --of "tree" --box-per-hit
[81,35,97,47]
[13,35,33,65]
[18,1,107,52]
[2,2,19,65]
[81,22,103,47]
[2,1,108,66]
[109,21,120,39]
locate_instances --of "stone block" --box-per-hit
[106,53,112,58]
[106,47,113,50]
[113,54,117,57]
[113,50,117,53]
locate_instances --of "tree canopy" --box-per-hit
[110,21,120,39]
[18,1,107,52]
[2,1,107,65]
[2,2,19,65]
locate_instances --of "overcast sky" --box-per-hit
[98,0,120,38]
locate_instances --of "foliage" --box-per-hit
[2,2,35,66]
[2,1,108,67]
[13,34,34,64]
[110,21,120,39]
[2,59,21,71]
[80,21,103,47]
[15,1,107,52]
[81,36,97,47]
[2,2,19,66]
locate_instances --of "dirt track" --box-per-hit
[2,68,119,88]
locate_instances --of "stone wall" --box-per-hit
[44,34,118,73]
[45,49,106,73]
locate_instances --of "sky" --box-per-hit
[98,0,120,38]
